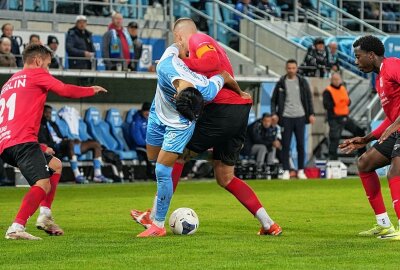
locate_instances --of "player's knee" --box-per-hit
[357,154,371,173]
[215,171,234,188]
[49,157,62,174]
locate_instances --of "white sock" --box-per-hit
[94,169,102,177]
[71,155,80,177]
[40,206,52,217]
[255,207,274,230]
[376,212,391,227]
[11,222,24,231]
[150,195,157,221]
[153,220,164,228]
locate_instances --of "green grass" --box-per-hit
[1,178,400,270]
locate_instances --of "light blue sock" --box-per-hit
[70,157,79,178]
[93,158,102,176]
[154,163,173,224]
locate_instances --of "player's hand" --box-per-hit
[273,140,281,149]
[45,147,55,155]
[309,115,316,125]
[240,91,252,99]
[339,136,367,154]
[93,86,107,94]
[272,114,279,125]
[379,122,400,144]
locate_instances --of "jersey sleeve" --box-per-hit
[37,70,95,98]
[371,117,391,139]
[195,74,224,102]
[159,44,179,63]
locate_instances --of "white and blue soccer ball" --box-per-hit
[169,208,199,235]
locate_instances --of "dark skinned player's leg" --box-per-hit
[81,140,103,177]
[387,156,400,230]
[358,144,392,233]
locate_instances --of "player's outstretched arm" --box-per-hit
[48,75,107,98]
[219,71,251,99]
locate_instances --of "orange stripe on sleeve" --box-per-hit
[196,44,216,59]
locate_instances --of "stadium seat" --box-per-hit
[105,108,137,154]
[173,0,191,18]
[85,107,136,160]
[123,108,138,149]
[51,110,92,161]
[205,2,230,45]
[221,4,239,30]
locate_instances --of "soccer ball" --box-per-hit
[169,208,199,235]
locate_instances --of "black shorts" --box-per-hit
[0,142,54,185]
[373,132,400,159]
[187,103,251,166]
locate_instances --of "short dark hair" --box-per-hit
[1,23,12,32]
[314,37,324,45]
[29,34,40,42]
[176,87,204,122]
[128,21,138,29]
[353,35,384,57]
[141,102,151,112]
[286,59,297,66]
[44,104,53,110]
[22,44,53,63]
[262,113,271,119]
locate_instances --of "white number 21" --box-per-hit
[0,93,17,124]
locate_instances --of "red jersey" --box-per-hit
[372,58,400,138]
[182,33,252,105]
[0,68,95,153]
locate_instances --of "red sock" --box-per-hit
[389,176,400,220]
[225,177,262,215]
[359,171,386,215]
[41,173,61,209]
[14,186,46,226]
[172,162,184,192]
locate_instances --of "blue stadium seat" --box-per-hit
[221,4,239,30]
[123,108,138,149]
[205,2,230,45]
[78,119,92,142]
[173,0,191,18]
[52,110,92,161]
[85,107,136,160]
[105,108,129,151]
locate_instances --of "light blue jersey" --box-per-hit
[152,44,224,129]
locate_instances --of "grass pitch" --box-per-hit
[1,178,400,270]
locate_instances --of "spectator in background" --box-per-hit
[102,12,134,71]
[0,37,17,67]
[46,35,61,69]
[29,34,41,45]
[302,38,329,77]
[38,105,113,184]
[127,21,143,71]
[1,23,22,67]
[243,113,281,168]
[255,0,279,18]
[323,73,365,160]
[130,102,152,178]
[327,41,340,72]
[234,0,253,31]
[271,59,315,180]
[66,15,95,70]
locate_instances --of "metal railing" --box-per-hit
[2,0,154,19]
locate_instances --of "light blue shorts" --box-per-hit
[146,112,195,154]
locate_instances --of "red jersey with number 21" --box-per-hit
[0,68,95,154]
[183,33,252,105]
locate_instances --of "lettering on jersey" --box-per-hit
[173,59,208,86]
[0,125,10,143]
[1,77,26,94]
[380,77,383,88]
[196,44,216,58]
